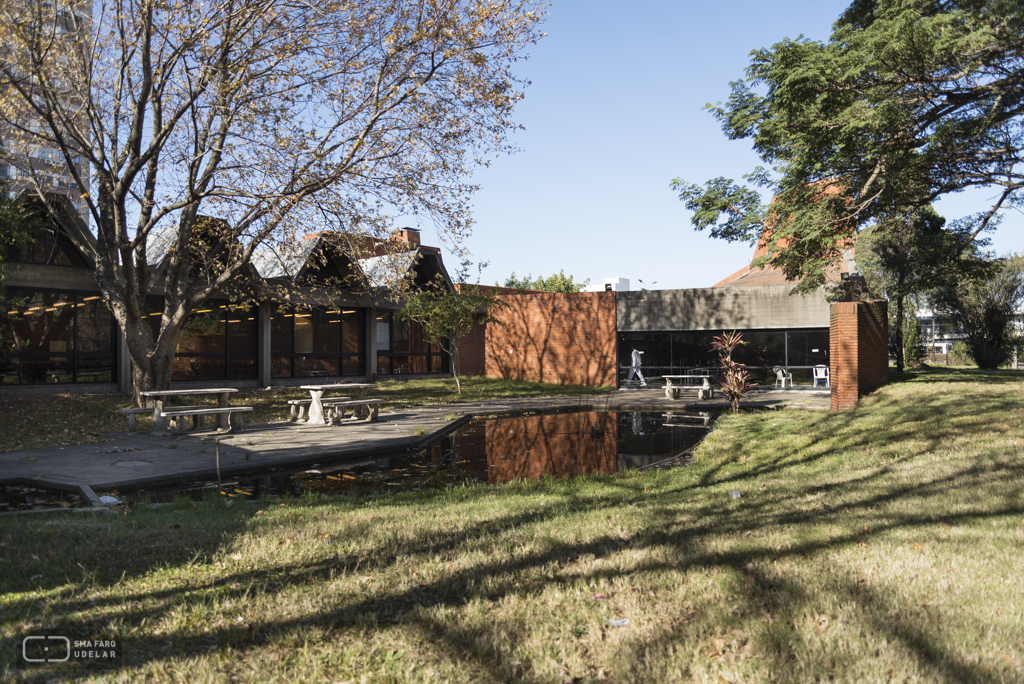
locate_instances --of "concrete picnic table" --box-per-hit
[299,383,376,424]
[662,374,717,400]
[139,388,239,434]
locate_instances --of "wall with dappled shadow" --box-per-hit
[478,291,617,387]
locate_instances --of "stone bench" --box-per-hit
[120,405,206,432]
[158,406,253,434]
[324,398,385,424]
[287,397,349,422]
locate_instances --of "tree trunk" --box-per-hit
[122,314,175,407]
[449,336,462,395]
[894,294,905,372]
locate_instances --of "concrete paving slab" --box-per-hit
[0,388,829,493]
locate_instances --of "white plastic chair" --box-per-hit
[813,365,830,388]
[773,366,792,388]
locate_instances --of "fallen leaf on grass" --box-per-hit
[318,533,330,538]
[910,543,923,549]
[939,533,949,540]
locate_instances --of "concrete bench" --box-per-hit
[325,398,384,424]
[287,397,349,422]
[120,405,206,432]
[158,406,253,434]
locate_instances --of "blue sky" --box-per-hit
[432,0,1024,290]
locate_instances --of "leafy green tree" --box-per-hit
[397,278,508,395]
[902,302,926,367]
[673,0,1024,291]
[500,270,590,293]
[856,206,981,370]
[934,254,1024,369]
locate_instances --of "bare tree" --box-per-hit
[0,0,544,403]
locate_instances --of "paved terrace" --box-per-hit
[0,387,829,502]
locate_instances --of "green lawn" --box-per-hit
[0,377,612,454]
[1,368,1022,682]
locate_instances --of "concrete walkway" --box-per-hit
[0,387,829,500]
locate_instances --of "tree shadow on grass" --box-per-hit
[3,375,1023,682]
[5,442,1021,682]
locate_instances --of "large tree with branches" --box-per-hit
[673,0,1024,293]
[0,0,543,402]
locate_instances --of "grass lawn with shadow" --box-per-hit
[1,367,1022,682]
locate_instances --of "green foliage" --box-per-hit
[935,255,1024,369]
[949,341,973,366]
[396,277,509,394]
[678,0,1024,292]
[857,206,984,369]
[903,311,925,365]
[500,270,590,293]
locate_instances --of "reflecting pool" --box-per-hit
[120,409,717,503]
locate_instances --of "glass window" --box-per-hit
[738,331,786,368]
[177,307,225,355]
[375,310,447,376]
[314,308,339,354]
[0,289,115,384]
[76,296,111,352]
[271,305,366,378]
[376,312,391,350]
[294,309,314,354]
[145,298,259,381]
[270,305,293,355]
[342,310,362,354]
[227,307,257,355]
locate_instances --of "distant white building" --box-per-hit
[588,277,629,293]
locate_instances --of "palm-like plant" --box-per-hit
[712,331,757,413]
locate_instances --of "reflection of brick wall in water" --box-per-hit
[485,412,618,484]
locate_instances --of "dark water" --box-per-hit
[0,485,83,512]
[108,409,716,504]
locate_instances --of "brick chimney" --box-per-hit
[390,227,421,245]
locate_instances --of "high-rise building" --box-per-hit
[0,0,91,224]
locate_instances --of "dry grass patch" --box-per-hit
[1,368,1022,682]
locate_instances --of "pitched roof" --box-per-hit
[250,239,320,280]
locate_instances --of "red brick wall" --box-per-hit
[459,314,487,376]
[830,300,889,411]
[475,291,617,387]
[858,300,889,393]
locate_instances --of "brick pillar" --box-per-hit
[830,300,889,411]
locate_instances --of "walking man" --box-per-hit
[626,349,647,387]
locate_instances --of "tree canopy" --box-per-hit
[673,0,1024,292]
[0,0,544,399]
[934,253,1024,369]
[500,270,590,293]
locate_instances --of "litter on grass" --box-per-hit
[606,618,630,627]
